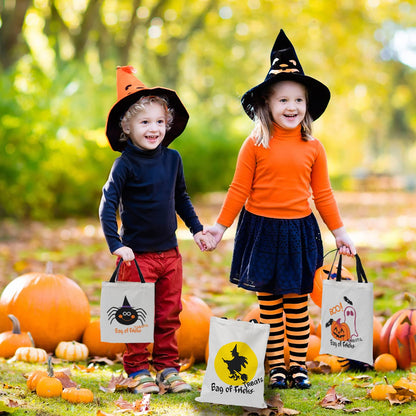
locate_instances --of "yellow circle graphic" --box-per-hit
[214,342,258,386]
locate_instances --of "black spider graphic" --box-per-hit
[107,296,147,326]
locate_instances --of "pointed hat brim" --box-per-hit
[105,67,189,152]
[241,30,330,121]
[106,87,189,152]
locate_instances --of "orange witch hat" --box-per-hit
[105,66,189,152]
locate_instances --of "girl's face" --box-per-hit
[267,81,307,130]
[123,102,167,150]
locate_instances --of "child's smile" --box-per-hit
[125,102,167,150]
[268,81,307,130]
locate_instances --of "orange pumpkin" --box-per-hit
[310,264,354,307]
[0,304,11,333]
[62,387,94,403]
[82,320,126,359]
[27,370,49,391]
[306,334,321,361]
[374,353,397,372]
[35,356,63,398]
[176,295,213,363]
[0,315,32,358]
[373,316,383,358]
[379,294,416,369]
[0,263,90,352]
[331,319,351,341]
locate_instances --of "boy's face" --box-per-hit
[124,102,167,151]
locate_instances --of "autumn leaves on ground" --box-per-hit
[1,191,416,415]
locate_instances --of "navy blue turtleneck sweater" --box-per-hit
[99,140,203,254]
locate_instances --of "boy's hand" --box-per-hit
[113,246,135,265]
[194,230,217,251]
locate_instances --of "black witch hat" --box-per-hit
[241,29,330,121]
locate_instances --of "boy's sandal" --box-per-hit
[289,366,311,389]
[131,373,160,394]
[269,367,289,389]
[156,368,192,393]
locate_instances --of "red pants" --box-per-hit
[117,247,183,374]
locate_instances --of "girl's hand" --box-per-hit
[194,231,217,251]
[203,223,227,246]
[331,226,356,257]
[112,246,135,265]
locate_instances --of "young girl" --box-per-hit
[100,66,215,394]
[206,30,356,389]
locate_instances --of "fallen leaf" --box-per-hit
[99,374,138,393]
[343,407,374,413]
[57,372,77,388]
[179,355,195,372]
[306,360,331,374]
[319,385,352,410]
[90,356,117,365]
[114,394,151,414]
[96,410,115,416]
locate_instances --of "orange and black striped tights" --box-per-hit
[257,292,310,370]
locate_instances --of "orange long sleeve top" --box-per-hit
[217,124,343,231]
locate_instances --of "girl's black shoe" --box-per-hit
[289,366,311,389]
[269,367,288,389]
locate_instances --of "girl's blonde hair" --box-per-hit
[250,82,313,148]
[120,95,174,142]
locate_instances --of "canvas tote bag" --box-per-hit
[320,253,373,365]
[100,259,154,343]
[196,317,270,409]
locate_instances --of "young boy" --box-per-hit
[99,66,215,394]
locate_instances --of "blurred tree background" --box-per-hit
[0,0,415,220]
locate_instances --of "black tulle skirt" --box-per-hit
[229,208,323,295]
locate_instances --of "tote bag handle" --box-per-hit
[109,259,145,283]
[335,253,368,283]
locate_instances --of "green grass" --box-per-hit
[2,191,416,414]
[1,360,416,415]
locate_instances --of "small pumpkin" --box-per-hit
[27,370,49,391]
[62,387,94,403]
[331,319,351,341]
[14,346,48,363]
[0,315,32,358]
[373,353,397,372]
[370,377,397,401]
[35,356,63,398]
[55,340,89,361]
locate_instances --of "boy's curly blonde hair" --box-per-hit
[120,95,174,142]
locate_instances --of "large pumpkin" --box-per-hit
[379,296,416,369]
[0,264,90,352]
[176,295,213,363]
[310,264,354,307]
[82,320,126,359]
